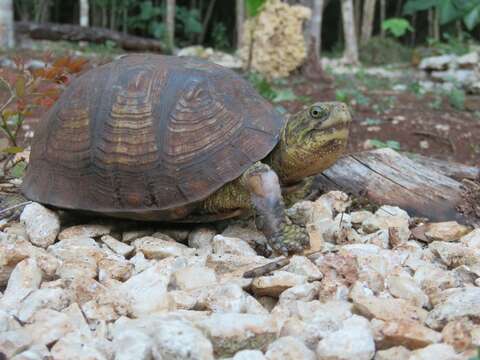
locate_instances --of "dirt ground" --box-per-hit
[281,76,480,166]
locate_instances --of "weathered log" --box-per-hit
[314,148,479,226]
[405,152,479,181]
[15,21,164,52]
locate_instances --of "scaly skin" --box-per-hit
[199,102,351,254]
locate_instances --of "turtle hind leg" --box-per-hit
[241,162,309,255]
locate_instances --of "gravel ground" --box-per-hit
[1,191,479,359]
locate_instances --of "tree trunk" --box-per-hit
[0,0,15,48]
[236,0,245,48]
[379,0,385,38]
[199,0,217,44]
[354,0,362,42]
[311,0,325,57]
[433,7,440,41]
[80,0,89,27]
[166,0,175,51]
[122,6,127,34]
[110,0,116,31]
[36,0,51,23]
[341,0,359,64]
[360,0,376,44]
[101,5,107,28]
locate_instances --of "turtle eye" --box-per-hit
[309,105,329,120]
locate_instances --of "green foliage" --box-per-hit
[176,7,202,35]
[408,81,424,97]
[247,73,299,103]
[10,161,27,178]
[426,32,471,55]
[469,348,480,360]
[448,86,466,110]
[429,95,443,109]
[362,118,384,126]
[359,37,412,66]
[368,139,401,150]
[404,0,480,30]
[246,0,267,17]
[373,96,397,114]
[335,88,370,106]
[382,18,414,37]
[129,1,201,45]
[211,23,230,50]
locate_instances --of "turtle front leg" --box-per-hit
[242,162,309,255]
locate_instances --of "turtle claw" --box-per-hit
[270,223,310,256]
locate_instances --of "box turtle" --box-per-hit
[23,54,351,254]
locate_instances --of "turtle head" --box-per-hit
[273,102,351,184]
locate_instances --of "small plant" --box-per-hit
[211,23,230,50]
[359,37,412,66]
[368,139,401,151]
[408,81,424,98]
[373,96,397,114]
[426,33,471,56]
[247,73,298,103]
[129,1,202,46]
[0,54,88,177]
[470,348,480,360]
[336,88,370,106]
[429,95,443,110]
[382,18,413,38]
[448,86,466,110]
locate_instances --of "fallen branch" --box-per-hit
[15,21,164,52]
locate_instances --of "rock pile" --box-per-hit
[239,0,311,79]
[1,191,479,359]
[177,46,243,69]
[418,52,480,94]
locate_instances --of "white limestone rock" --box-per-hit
[212,235,257,257]
[316,315,375,360]
[58,224,112,240]
[251,271,307,297]
[101,235,134,257]
[20,203,60,248]
[133,236,195,259]
[425,287,480,330]
[50,331,113,360]
[170,266,217,291]
[408,343,460,360]
[17,287,71,322]
[188,227,216,254]
[151,319,214,360]
[265,336,315,360]
[195,313,280,357]
[0,258,42,311]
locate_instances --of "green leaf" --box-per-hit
[246,0,266,17]
[369,139,401,150]
[382,18,414,37]
[272,88,298,103]
[3,146,24,154]
[438,0,463,24]
[403,0,438,15]
[10,161,26,178]
[448,87,465,110]
[464,4,480,29]
[15,76,25,97]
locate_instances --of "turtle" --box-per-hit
[22,54,351,255]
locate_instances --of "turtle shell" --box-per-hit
[22,54,285,219]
